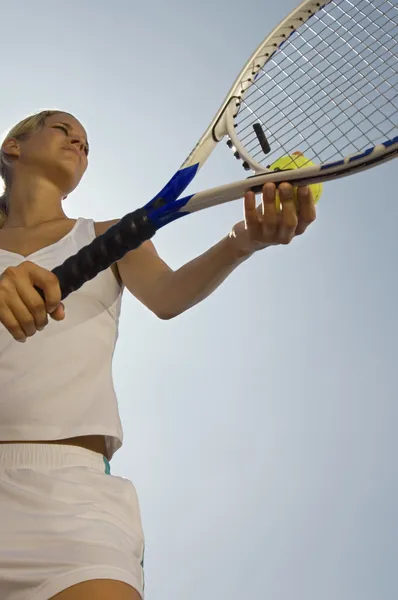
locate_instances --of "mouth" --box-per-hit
[63,147,81,159]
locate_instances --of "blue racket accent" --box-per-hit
[321,138,398,171]
[348,147,374,163]
[384,136,398,148]
[145,163,199,210]
[148,195,194,227]
[320,160,345,170]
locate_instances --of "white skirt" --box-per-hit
[0,443,145,600]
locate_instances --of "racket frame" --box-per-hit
[151,0,398,217]
[180,137,398,214]
[179,0,335,174]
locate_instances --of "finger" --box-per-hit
[26,267,62,314]
[0,303,27,342]
[278,183,298,244]
[14,280,49,333]
[295,186,316,236]
[244,190,260,229]
[49,303,65,321]
[5,293,40,338]
[261,183,278,236]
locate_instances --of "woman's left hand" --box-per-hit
[230,182,317,257]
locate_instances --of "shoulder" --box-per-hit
[93,219,119,236]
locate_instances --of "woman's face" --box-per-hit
[7,112,90,195]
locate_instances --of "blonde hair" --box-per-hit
[0,109,64,229]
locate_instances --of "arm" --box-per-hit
[117,233,251,320]
[96,219,251,319]
[97,182,316,320]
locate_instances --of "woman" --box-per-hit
[0,110,316,600]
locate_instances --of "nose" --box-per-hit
[70,136,86,153]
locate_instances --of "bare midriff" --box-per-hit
[0,435,107,457]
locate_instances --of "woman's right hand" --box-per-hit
[0,261,65,343]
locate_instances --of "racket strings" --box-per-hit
[239,5,397,147]
[241,5,397,165]
[313,3,397,114]
[245,40,395,163]
[269,2,397,127]
[233,0,398,170]
[239,3,396,160]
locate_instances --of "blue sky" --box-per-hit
[1,1,397,599]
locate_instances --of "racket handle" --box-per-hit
[35,209,156,301]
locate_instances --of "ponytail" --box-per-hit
[0,194,8,230]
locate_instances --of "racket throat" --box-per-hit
[226,123,271,171]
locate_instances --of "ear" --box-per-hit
[1,138,20,161]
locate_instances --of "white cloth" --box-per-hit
[0,443,145,600]
[0,218,125,460]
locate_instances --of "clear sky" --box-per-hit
[1,1,397,599]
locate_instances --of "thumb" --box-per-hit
[49,303,65,321]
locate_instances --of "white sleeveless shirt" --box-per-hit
[0,218,125,460]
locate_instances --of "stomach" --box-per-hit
[0,435,107,457]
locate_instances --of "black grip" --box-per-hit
[35,208,156,301]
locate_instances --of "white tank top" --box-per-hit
[0,218,124,460]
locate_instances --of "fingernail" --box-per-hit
[301,186,309,196]
[279,184,293,198]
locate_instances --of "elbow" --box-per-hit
[156,311,175,320]
[154,305,186,320]
[155,310,180,320]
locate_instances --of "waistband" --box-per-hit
[0,443,111,474]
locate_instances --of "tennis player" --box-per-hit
[0,110,316,600]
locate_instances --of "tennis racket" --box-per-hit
[39,0,398,301]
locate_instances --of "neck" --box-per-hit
[4,174,67,229]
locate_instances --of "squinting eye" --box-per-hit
[54,125,68,134]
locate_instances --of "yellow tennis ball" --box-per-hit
[269,152,323,209]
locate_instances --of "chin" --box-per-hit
[55,165,84,194]
[62,179,81,196]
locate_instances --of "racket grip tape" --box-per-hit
[35,209,156,301]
